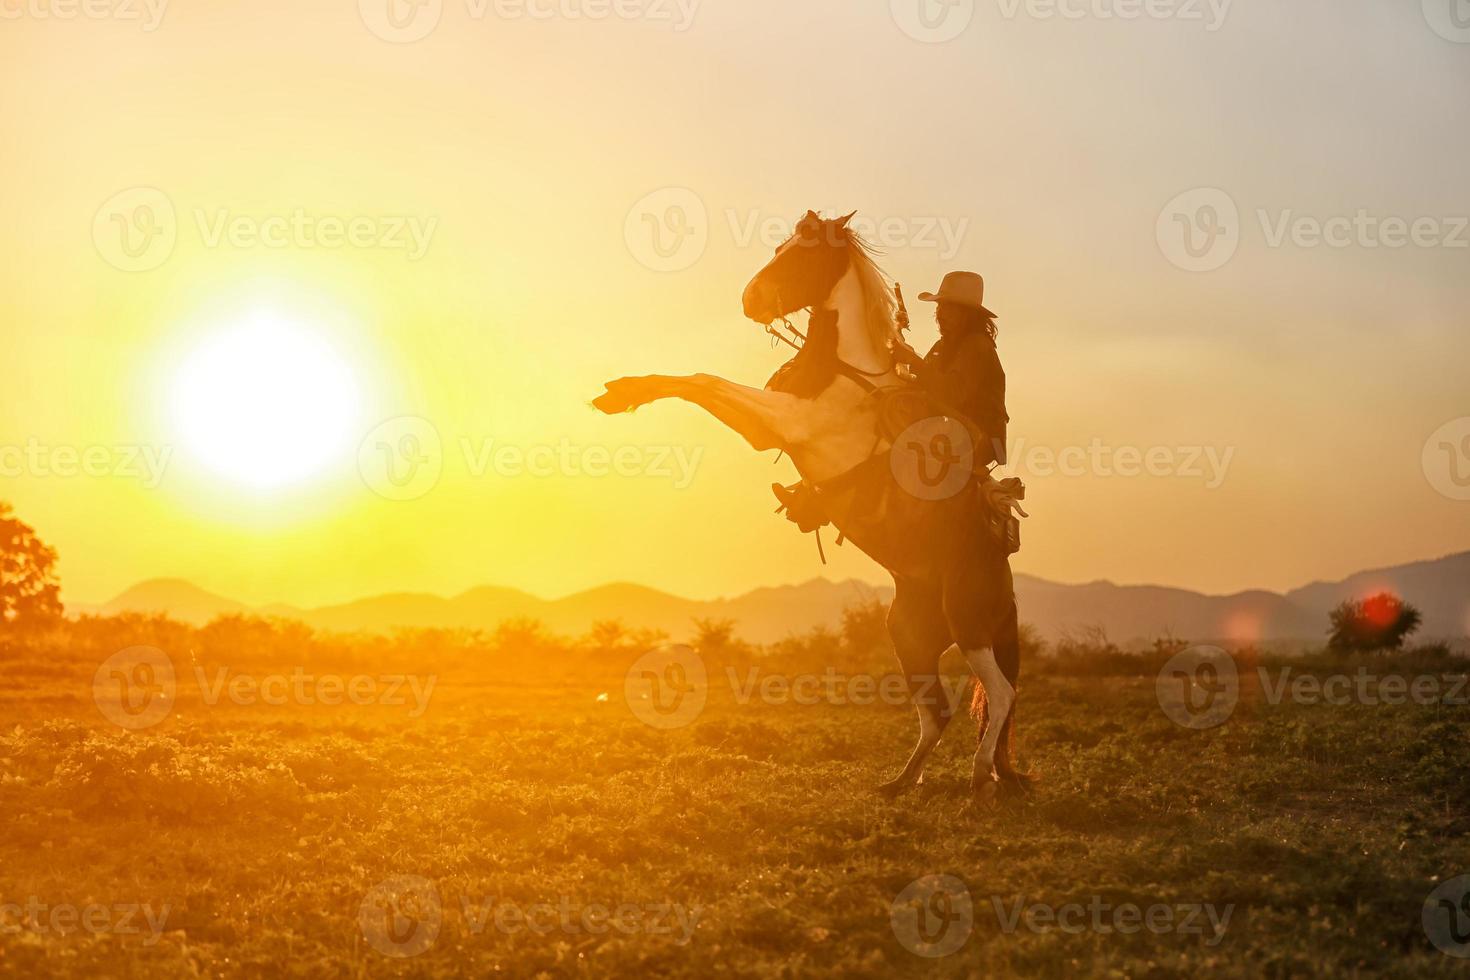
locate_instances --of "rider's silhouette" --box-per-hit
[896,271,1008,467]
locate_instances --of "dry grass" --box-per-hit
[0,615,1467,977]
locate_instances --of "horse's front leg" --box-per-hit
[593,373,805,453]
[877,579,956,799]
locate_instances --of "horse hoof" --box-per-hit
[997,775,1035,800]
[972,781,1000,808]
[591,389,625,414]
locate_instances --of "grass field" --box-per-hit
[1,614,1468,978]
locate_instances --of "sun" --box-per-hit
[170,312,362,490]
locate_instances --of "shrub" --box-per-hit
[1327,593,1422,653]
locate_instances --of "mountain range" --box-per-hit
[66,551,1470,648]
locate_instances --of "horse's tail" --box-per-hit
[970,600,1036,791]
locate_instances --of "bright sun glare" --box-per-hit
[170,313,361,490]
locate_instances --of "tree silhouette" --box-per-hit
[1327,592,1422,653]
[0,502,62,633]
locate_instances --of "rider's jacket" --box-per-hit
[919,324,1008,466]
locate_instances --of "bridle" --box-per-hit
[762,287,899,394]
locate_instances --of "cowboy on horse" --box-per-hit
[773,267,1023,555]
[593,210,1032,807]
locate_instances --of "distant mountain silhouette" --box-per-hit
[70,551,1470,646]
[71,577,890,644]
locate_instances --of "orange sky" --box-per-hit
[2,0,1468,608]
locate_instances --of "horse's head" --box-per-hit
[742,210,858,325]
[743,210,902,379]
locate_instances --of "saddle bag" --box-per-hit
[982,477,1026,555]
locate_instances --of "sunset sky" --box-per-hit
[2,0,1468,609]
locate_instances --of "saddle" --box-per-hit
[772,381,1027,558]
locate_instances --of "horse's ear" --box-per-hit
[838,210,857,227]
[804,209,820,221]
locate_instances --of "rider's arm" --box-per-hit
[918,337,1008,463]
[917,337,993,411]
[972,342,1008,435]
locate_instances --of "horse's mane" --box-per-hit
[844,232,902,355]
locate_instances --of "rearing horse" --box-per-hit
[594,210,1028,804]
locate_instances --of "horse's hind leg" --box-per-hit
[943,565,1019,806]
[989,599,1034,794]
[961,645,1015,806]
[877,580,956,798]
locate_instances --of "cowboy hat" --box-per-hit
[917,271,997,319]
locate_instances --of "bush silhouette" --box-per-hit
[1327,593,1422,653]
[0,502,63,634]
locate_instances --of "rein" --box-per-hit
[761,300,898,394]
[765,313,805,351]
